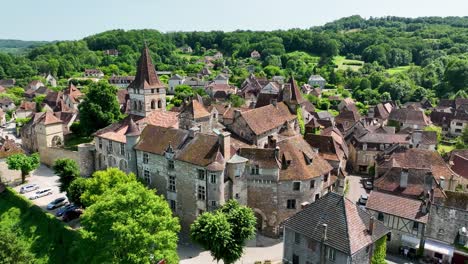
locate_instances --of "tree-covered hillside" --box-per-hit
[0,39,49,54]
[0,16,467,101]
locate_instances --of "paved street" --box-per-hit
[345,173,369,204]
[0,121,21,144]
[179,234,283,264]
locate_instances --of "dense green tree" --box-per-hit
[6,153,40,184]
[67,177,88,206]
[190,200,256,264]
[445,58,468,91]
[228,94,245,107]
[0,228,35,264]
[371,236,387,264]
[81,181,180,264]
[53,158,80,193]
[81,168,136,207]
[78,80,121,135]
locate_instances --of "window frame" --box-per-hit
[168,175,176,192]
[143,153,149,164]
[197,185,206,200]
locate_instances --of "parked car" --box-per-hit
[62,209,82,222]
[20,184,39,194]
[47,197,68,210]
[364,181,373,190]
[29,189,52,200]
[56,204,77,217]
[358,194,368,206]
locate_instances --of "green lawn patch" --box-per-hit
[64,135,93,151]
[0,188,82,263]
[333,56,364,71]
[386,66,411,75]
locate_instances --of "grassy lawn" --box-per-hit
[333,56,364,71]
[386,66,412,75]
[64,135,93,151]
[0,188,82,263]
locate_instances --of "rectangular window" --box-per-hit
[456,122,463,126]
[287,199,296,209]
[310,180,315,189]
[327,247,336,261]
[168,160,175,170]
[235,193,240,199]
[144,170,150,185]
[169,200,176,211]
[143,153,149,164]
[323,173,329,182]
[120,143,125,155]
[308,239,317,250]
[293,181,301,191]
[294,232,301,244]
[251,165,259,175]
[198,186,206,200]
[210,174,217,184]
[198,169,205,180]
[378,212,384,221]
[98,138,102,149]
[413,222,419,231]
[211,200,217,207]
[108,141,113,152]
[168,175,176,192]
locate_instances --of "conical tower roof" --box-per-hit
[125,117,141,136]
[288,76,306,104]
[128,44,165,90]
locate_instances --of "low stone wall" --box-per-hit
[38,143,95,177]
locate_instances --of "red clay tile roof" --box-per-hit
[143,110,179,128]
[284,192,389,255]
[450,154,468,179]
[277,135,333,181]
[238,148,279,169]
[128,45,165,90]
[240,102,296,135]
[374,167,445,199]
[389,108,431,126]
[378,148,452,180]
[176,133,220,167]
[134,125,189,155]
[366,191,428,223]
[18,101,36,111]
[38,111,62,125]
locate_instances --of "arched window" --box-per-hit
[151,100,156,109]
[51,136,62,147]
[158,100,162,109]
[119,159,127,171]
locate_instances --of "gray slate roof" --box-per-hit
[284,192,388,255]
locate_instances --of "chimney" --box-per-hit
[321,224,328,241]
[268,135,277,148]
[400,168,408,188]
[421,201,428,214]
[233,109,241,119]
[368,216,375,235]
[274,146,280,160]
[271,99,277,107]
[189,126,200,138]
[439,176,445,189]
[320,224,328,264]
[218,131,231,161]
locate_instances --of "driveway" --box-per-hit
[12,164,67,212]
[346,173,369,204]
[179,234,283,264]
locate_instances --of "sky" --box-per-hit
[1,0,467,41]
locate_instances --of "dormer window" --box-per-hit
[151,89,155,94]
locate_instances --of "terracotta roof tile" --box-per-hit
[366,191,428,223]
[240,102,296,135]
[128,45,165,90]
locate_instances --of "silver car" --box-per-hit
[29,189,52,200]
[20,184,39,194]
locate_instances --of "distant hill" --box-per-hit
[0,39,50,54]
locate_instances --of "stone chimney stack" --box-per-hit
[368,216,375,235]
[439,176,445,189]
[400,168,408,188]
[218,131,231,161]
[320,224,328,264]
[322,223,328,241]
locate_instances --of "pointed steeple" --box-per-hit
[128,44,165,89]
[287,76,305,104]
[125,117,141,136]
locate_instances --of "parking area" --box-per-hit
[346,173,371,204]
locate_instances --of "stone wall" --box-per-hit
[38,143,95,177]
[426,204,468,245]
